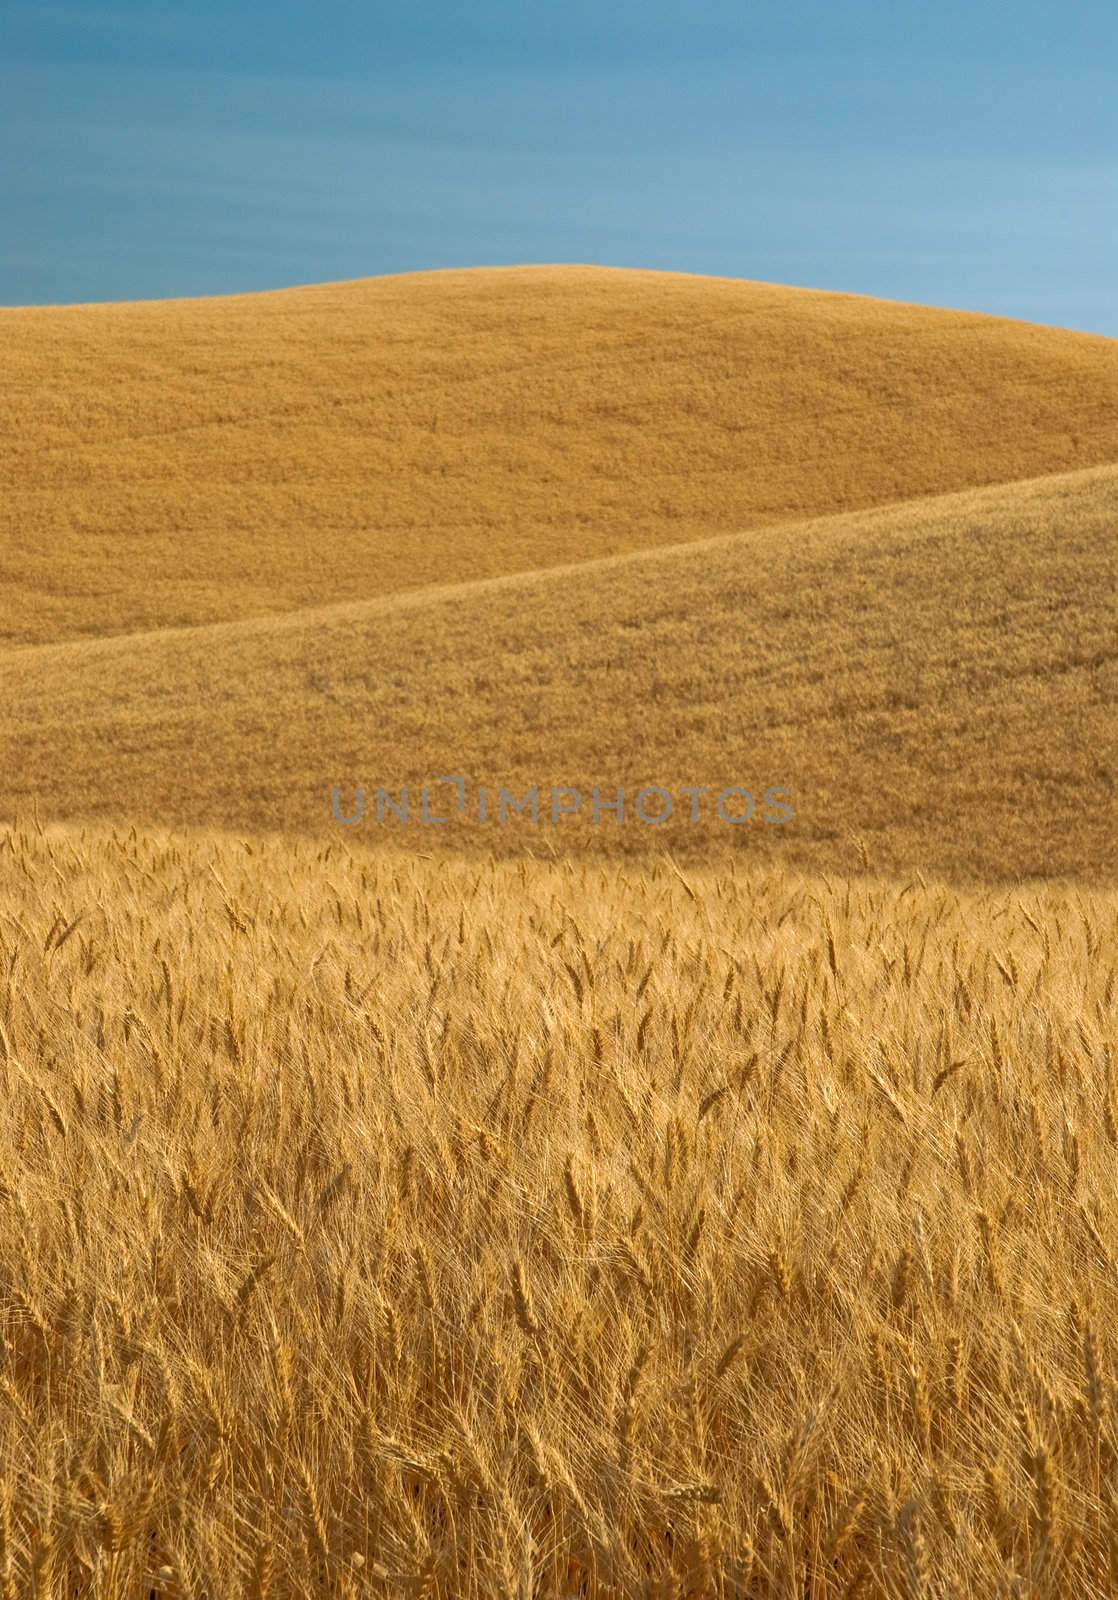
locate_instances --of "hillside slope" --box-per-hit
[3,265,1117,647]
[3,463,1115,883]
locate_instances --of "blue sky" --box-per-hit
[4,0,1116,332]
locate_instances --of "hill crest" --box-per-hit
[4,264,1116,648]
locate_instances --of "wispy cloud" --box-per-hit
[8,3,184,33]
[3,2,1116,329]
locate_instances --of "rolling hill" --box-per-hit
[4,265,1118,1598]
[3,462,1115,883]
[3,265,1118,648]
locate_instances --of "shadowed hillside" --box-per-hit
[3,265,1117,647]
[3,464,1115,882]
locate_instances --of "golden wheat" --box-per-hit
[4,266,1118,650]
[0,820,1115,1594]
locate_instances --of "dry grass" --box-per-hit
[3,265,1118,648]
[1,820,1117,1597]
[3,463,1115,884]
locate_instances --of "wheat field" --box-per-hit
[4,265,1118,1598]
[2,822,1118,1599]
[3,462,1115,884]
[4,266,1118,649]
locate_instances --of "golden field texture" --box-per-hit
[3,464,1115,883]
[4,265,1118,648]
[4,264,1118,1600]
[1,822,1117,1597]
